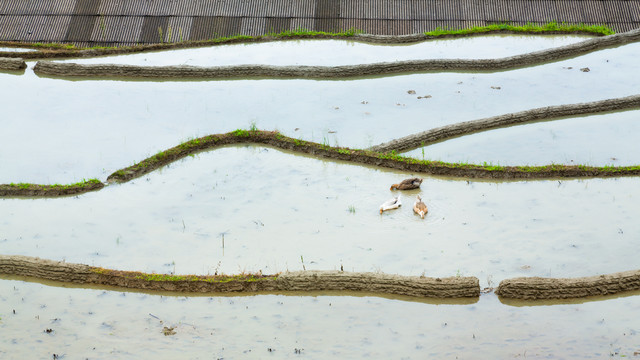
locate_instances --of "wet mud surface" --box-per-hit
[496,270,640,300]
[0,181,104,197]
[0,57,26,70]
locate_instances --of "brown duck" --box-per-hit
[390,178,423,190]
[413,195,428,219]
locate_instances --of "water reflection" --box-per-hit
[1,278,639,358]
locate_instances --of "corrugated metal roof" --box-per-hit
[240,17,266,36]
[290,17,314,30]
[147,0,178,16]
[190,15,244,40]
[459,0,485,21]
[73,0,101,16]
[532,0,558,22]
[122,0,152,16]
[65,15,97,42]
[139,15,169,43]
[167,16,192,42]
[35,15,72,42]
[0,15,15,40]
[265,17,293,33]
[292,0,316,18]
[629,1,640,21]
[581,0,608,23]
[434,0,457,20]
[50,0,77,15]
[89,15,144,43]
[97,0,123,16]
[554,0,581,23]
[0,0,639,47]
[417,0,438,21]
[315,0,340,18]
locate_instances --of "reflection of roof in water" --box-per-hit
[0,0,638,47]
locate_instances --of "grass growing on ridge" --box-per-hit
[425,21,615,36]
[2,21,613,53]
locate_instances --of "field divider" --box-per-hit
[496,271,640,300]
[32,28,640,79]
[369,94,640,153]
[4,124,640,198]
[0,255,479,299]
[0,57,26,70]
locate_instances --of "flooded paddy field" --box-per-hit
[2,33,640,358]
[1,278,639,358]
[1,36,640,183]
[58,35,591,67]
[403,110,640,166]
[2,147,640,286]
[0,47,36,52]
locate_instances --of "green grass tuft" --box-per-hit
[425,21,614,37]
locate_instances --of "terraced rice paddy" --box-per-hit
[1,33,640,358]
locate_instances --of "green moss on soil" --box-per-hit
[425,21,615,37]
[91,267,276,283]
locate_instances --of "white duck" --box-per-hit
[379,196,402,214]
[413,195,428,219]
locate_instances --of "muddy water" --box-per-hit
[2,147,639,287]
[1,278,639,358]
[0,47,36,52]
[2,39,639,183]
[60,35,590,66]
[403,110,640,166]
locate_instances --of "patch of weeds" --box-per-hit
[348,205,356,214]
[112,170,126,177]
[268,27,361,38]
[232,129,250,137]
[425,21,614,37]
[321,136,330,148]
[92,267,274,284]
[482,161,505,171]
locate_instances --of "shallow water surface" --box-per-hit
[2,39,639,183]
[2,147,639,286]
[403,110,640,166]
[0,47,36,52]
[60,35,590,66]
[1,278,639,359]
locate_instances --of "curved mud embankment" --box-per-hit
[32,28,640,79]
[0,57,26,70]
[0,30,603,60]
[369,94,640,153]
[0,181,104,197]
[3,255,639,301]
[496,270,640,300]
[0,255,480,298]
[104,130,640,186]
[4,95,640,198]
[4,127,640,198]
